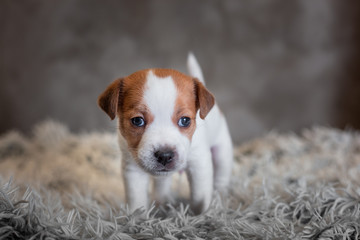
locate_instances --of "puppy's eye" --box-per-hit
[131,117,145,127]
[178,117,191,128]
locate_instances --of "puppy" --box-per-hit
[98,54,233,214]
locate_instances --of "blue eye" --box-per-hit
[131,117,145,127]
[178,117,191,128]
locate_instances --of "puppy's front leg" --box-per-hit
[123,161,149,212]
[186,150,213,214]
[212,119,233,192]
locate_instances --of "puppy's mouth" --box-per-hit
[138,161,179,176]
[157,168,170,172]
[151,165,177,175]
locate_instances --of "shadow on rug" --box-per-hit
[0,121,360,239]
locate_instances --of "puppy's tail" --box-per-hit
[187,52,205,85]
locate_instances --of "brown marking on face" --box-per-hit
[118,70,155,153]
[98,70,153,155]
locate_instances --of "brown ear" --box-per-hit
[194,78,215,119]
[97,78,123,120]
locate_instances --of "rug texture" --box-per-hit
[0,121,360,239]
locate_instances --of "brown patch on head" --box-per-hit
[119,70,154,152]
[98,70,153,153]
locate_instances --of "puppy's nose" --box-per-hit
[154,149,175,166]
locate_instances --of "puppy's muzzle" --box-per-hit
[154,147,176,166]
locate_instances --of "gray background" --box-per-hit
[0,0,359,144]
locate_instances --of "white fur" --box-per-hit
[120,55,233,214]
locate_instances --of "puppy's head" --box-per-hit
[98,69,214,175]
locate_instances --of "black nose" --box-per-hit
[154,149,175,166]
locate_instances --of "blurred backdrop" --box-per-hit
[0,0,359,144]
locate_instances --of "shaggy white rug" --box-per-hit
[0,121,360,239]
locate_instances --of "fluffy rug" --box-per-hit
[0,121,360,239]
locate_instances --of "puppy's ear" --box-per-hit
[98,78,123,120]
[194,78,215,119]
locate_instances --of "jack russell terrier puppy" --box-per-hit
[98,54,233,214]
